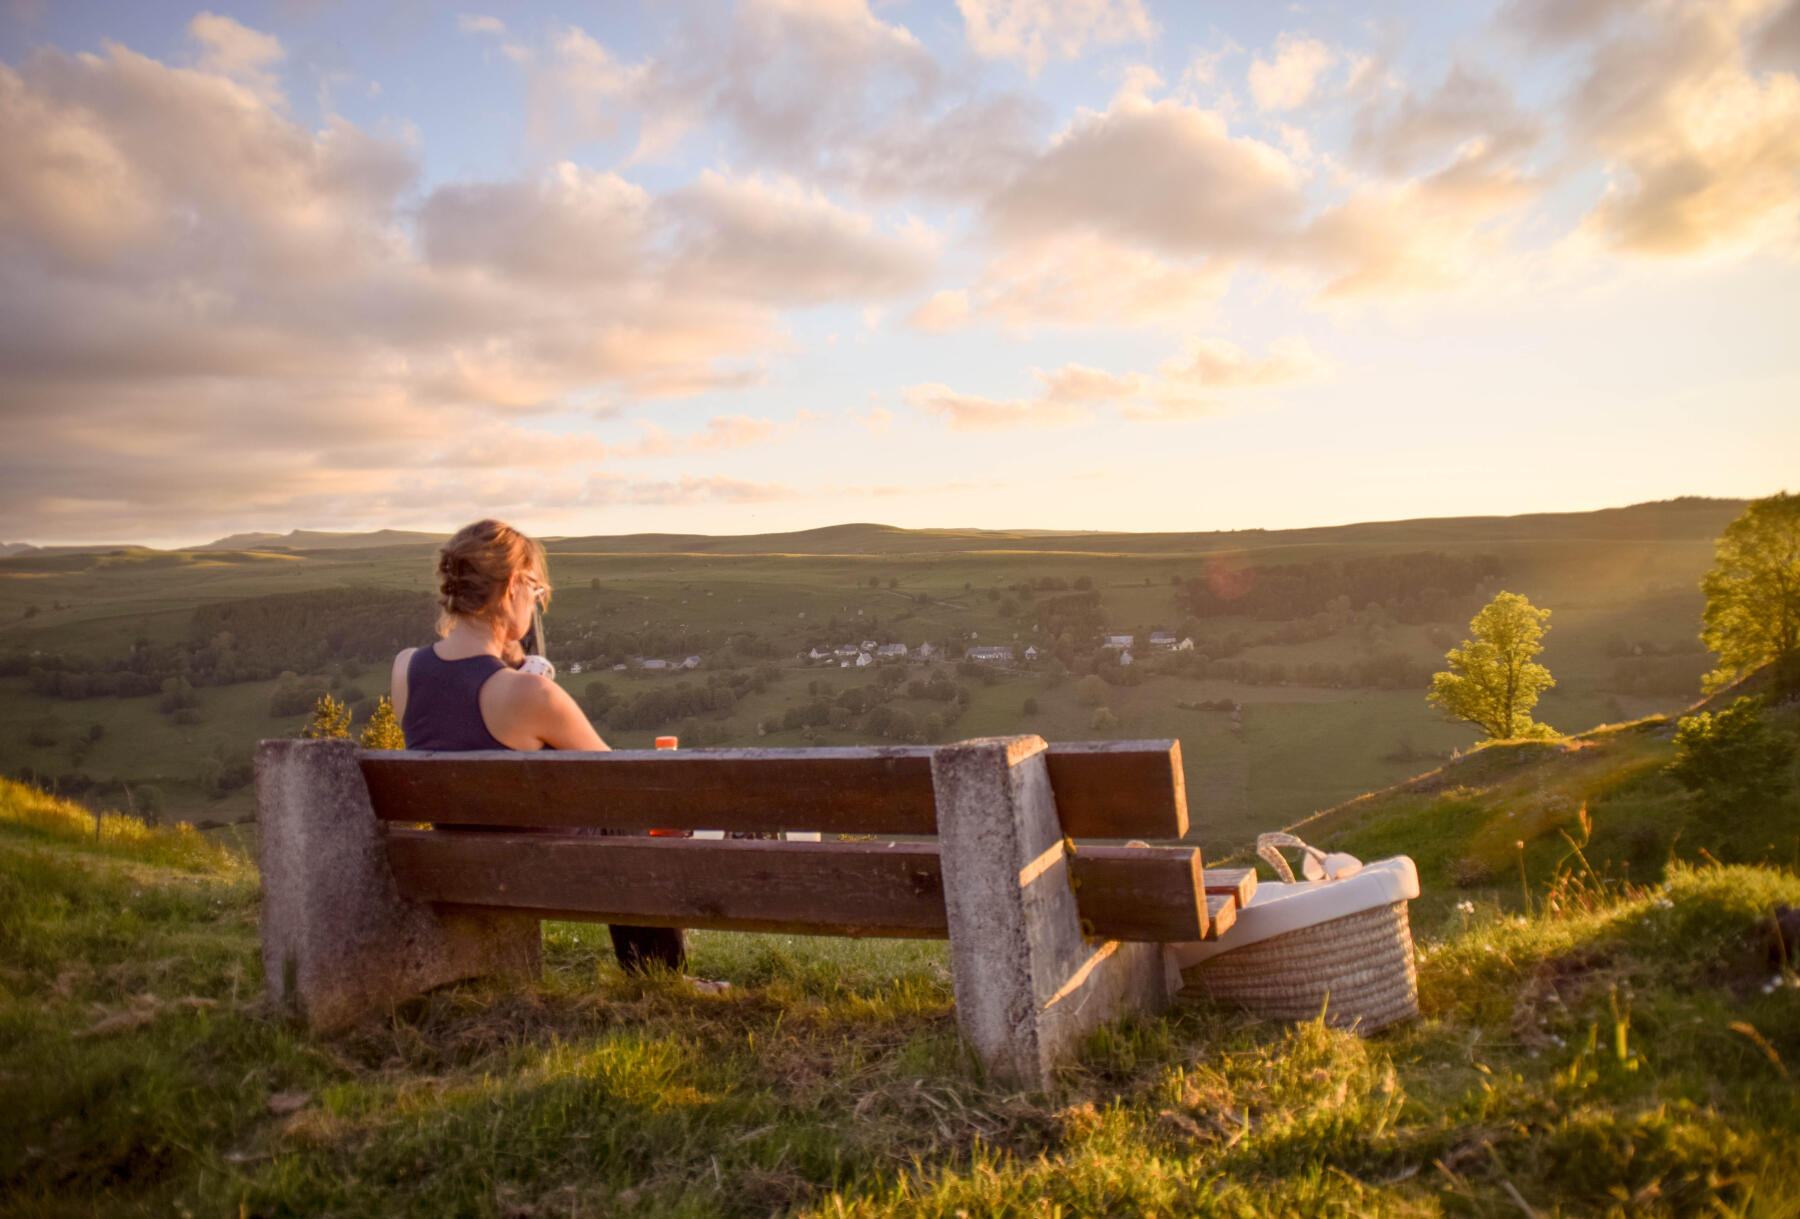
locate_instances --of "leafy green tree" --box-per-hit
[1701,491,1800,693]
[1428,592,1557,740]
[1668,696,1794,812]
[359,695,405,749]
[302,693,351,739]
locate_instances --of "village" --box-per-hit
[582,631,1198,675]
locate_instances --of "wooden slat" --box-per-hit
[1205,893,1237,940]
[384,832,1214,943]
[359,739,1188,839]
[1043,740,1188,839]
[362,747,938,836]
[1066,845,1208,941]
[1202,867,1256,907]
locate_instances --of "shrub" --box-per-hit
[1075,675,1109,707]
[1667,696,1795,812]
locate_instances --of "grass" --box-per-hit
[3,772,1797,1217]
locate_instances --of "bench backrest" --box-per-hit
[358,739,1188,838]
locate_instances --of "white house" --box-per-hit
[809,647,831,661]
[1103,634,1134,650]
[1176,637,1195,651]
[877,643,908,660]
[860,640,878,652]
[1023,645,1039,660]
[855,651,873,667]
[1118,649,1133,666]
[966,645,1014,663]
[681,655,701,669]
[1148,632,1176,649]
[639,658,669,670]
[917,641,936,660]
[834,644,860,658]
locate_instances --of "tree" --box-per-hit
[302,693,351,739]
[359,695,405,749]
[1428,592,1556,740]
[1701,491,1800,693]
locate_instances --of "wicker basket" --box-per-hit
[1177,835,1420,1033]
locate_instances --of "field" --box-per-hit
[0,500,1740,855]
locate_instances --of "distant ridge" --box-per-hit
[6,498,1750,560]
[542,498,1749,557]
[200,528,448,552]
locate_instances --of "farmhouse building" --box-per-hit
[1103,634,1134,650]
[965,645,1014,663]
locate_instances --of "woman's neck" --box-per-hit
[440,616,507,658]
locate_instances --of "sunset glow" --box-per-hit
[2,0,1796,546]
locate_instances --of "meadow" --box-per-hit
[0,501,1735,856]
[1,688,1795,1216]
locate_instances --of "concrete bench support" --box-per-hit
[933,736,1173,1090]
[257,739,539,1029]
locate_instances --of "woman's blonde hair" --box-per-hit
[434,520,551,659]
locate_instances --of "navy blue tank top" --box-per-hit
[402,646,508,751]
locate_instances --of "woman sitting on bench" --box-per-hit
[389,517,687,975]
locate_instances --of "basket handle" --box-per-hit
[1256,832,1362,883]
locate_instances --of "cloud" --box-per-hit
[457,14,506,37]
[620,414,790,458]
[1351,61,1543,176]
[606,474,796,505]
[419,163,653,284]
[908,289,971,331]
[1754,0,1800,70]
[1565,0,1800,255]
[905,336,1321,429]
[985,93,1305,256]
[958,0,1156,75]
[665,171,936,305]
[0,29,942,541]
[1248,35,1335,112]
[903,382,1092,431]
[188,11,285,103]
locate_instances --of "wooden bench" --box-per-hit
[255,734,1254,1087]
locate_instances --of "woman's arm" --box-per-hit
[490,671,608,751]
[390,648,416,722]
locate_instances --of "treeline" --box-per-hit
[1158,650,1436,690]
[6,588,430,700]
[1177,552,1501,622]
[582,666,782,733]
[762,669,970,742]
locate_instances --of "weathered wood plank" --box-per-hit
[1043,740,1188,839]
[1065,845,1209,941]
[383,832,1213,942]
[360,739,1187,839]
[1202,867,1256,906]
[363,747,939,836]
[1205,893,1237,940]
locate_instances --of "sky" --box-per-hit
[1,0,1796,548]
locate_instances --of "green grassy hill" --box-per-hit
[4,749,1797,1215]
[1284,679,1800,926]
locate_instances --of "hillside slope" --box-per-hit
[4,773,1798,1215]
[1287,684,1800,923]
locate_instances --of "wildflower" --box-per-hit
[1456,900,1475,915]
